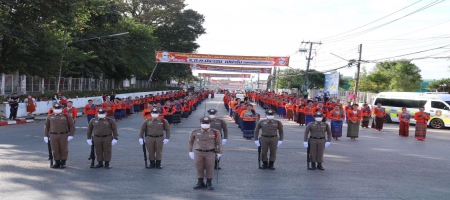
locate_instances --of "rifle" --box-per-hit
[215,154,219,184]
[88,142,95,168]
[47,138,53,168]
[258,138,261,169]
[307,140,311,170]
[143,131,148,168]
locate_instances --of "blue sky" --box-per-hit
[186,0,450,81]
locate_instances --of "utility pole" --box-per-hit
[301,41,321,91]
[353,44,362,104]
[271,66,277,92]
[257,72,260,89]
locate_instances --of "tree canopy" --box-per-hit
[352,60,423,93]
[275,68,347,90]
[0,0,204,82]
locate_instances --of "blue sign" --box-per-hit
[324,72,340,94]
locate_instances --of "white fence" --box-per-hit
[0,72,161,96]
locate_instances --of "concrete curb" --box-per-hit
[0,119,34,126]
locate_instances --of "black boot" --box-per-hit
[60,160,66,168]
[193,178,206,189]
[214,159,221,170]
[206,178,214,190]
[95,161,104,168]
[155,160,162,169]
[51,160,61,168]
[104,161,111,169]
[259,161,268,169]
[146,160,155,169]
[268,161,275,170]
[310,162,316,170]
[317,163,325,170]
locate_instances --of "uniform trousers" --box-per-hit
[145,136,164,160]
[309,138,326,163]
[50,134,69,160]
[260,136,278,162]
[94,136,113,162]
[194,151,215,179]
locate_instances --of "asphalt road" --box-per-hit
[1,94,450,200]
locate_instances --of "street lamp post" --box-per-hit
[56,32,129,93]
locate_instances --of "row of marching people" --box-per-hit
[139,91,212,124]
[222,92,260,139]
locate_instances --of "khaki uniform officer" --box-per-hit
[207,108,228,170]
[44,103,75,169]
[139,108,170,169]
[254,109,284,170]
[303,112,332,170]
[87,108,119,169]
[188,117,223,190]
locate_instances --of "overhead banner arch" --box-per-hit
[156,51,289,66]
[190,64,271,73]
[199,73,251,78]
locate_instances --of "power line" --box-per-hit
[369,44,450,62]
[363,39,450,58]
[321,0,423,41]
[325,0,445,43]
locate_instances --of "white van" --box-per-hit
[372,92,450,129]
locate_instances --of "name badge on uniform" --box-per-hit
[263,122,267,124]
[209,134,215,138]
[196,132,201,135]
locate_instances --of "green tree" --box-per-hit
[428,78,450,92]
[366,71,390,93]
[121,0,205,82]
[389,60,422,91]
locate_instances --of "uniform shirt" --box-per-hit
[210,118,228,139]
[303,106,315,115]
[102,101,113,111]
[414,111,430,123]
[188,128,223,154]
[373,107,386,118]
[87,117,119,139]
[66,107,78,119]
[44,113,75,136]
[347,109,362,122]
[139,118,170,138]
[328,110,345,121]
[253,119,284,141]
[303,122,332,142]
[362,107,371,117]
[84,104,98,115]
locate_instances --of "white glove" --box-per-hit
[44,137,49,143]
[189,152,194,160]
[139,138,144,145]
[303,142,308,148]
[68,136,73,141]
[222,139,227,145]
[254,140,260,147]
[277,141,282,146]
[163,139,169,145]
[111,139,117,146]
[325,142,330,148]
[87,139,92,146]
[217,154,222,158]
